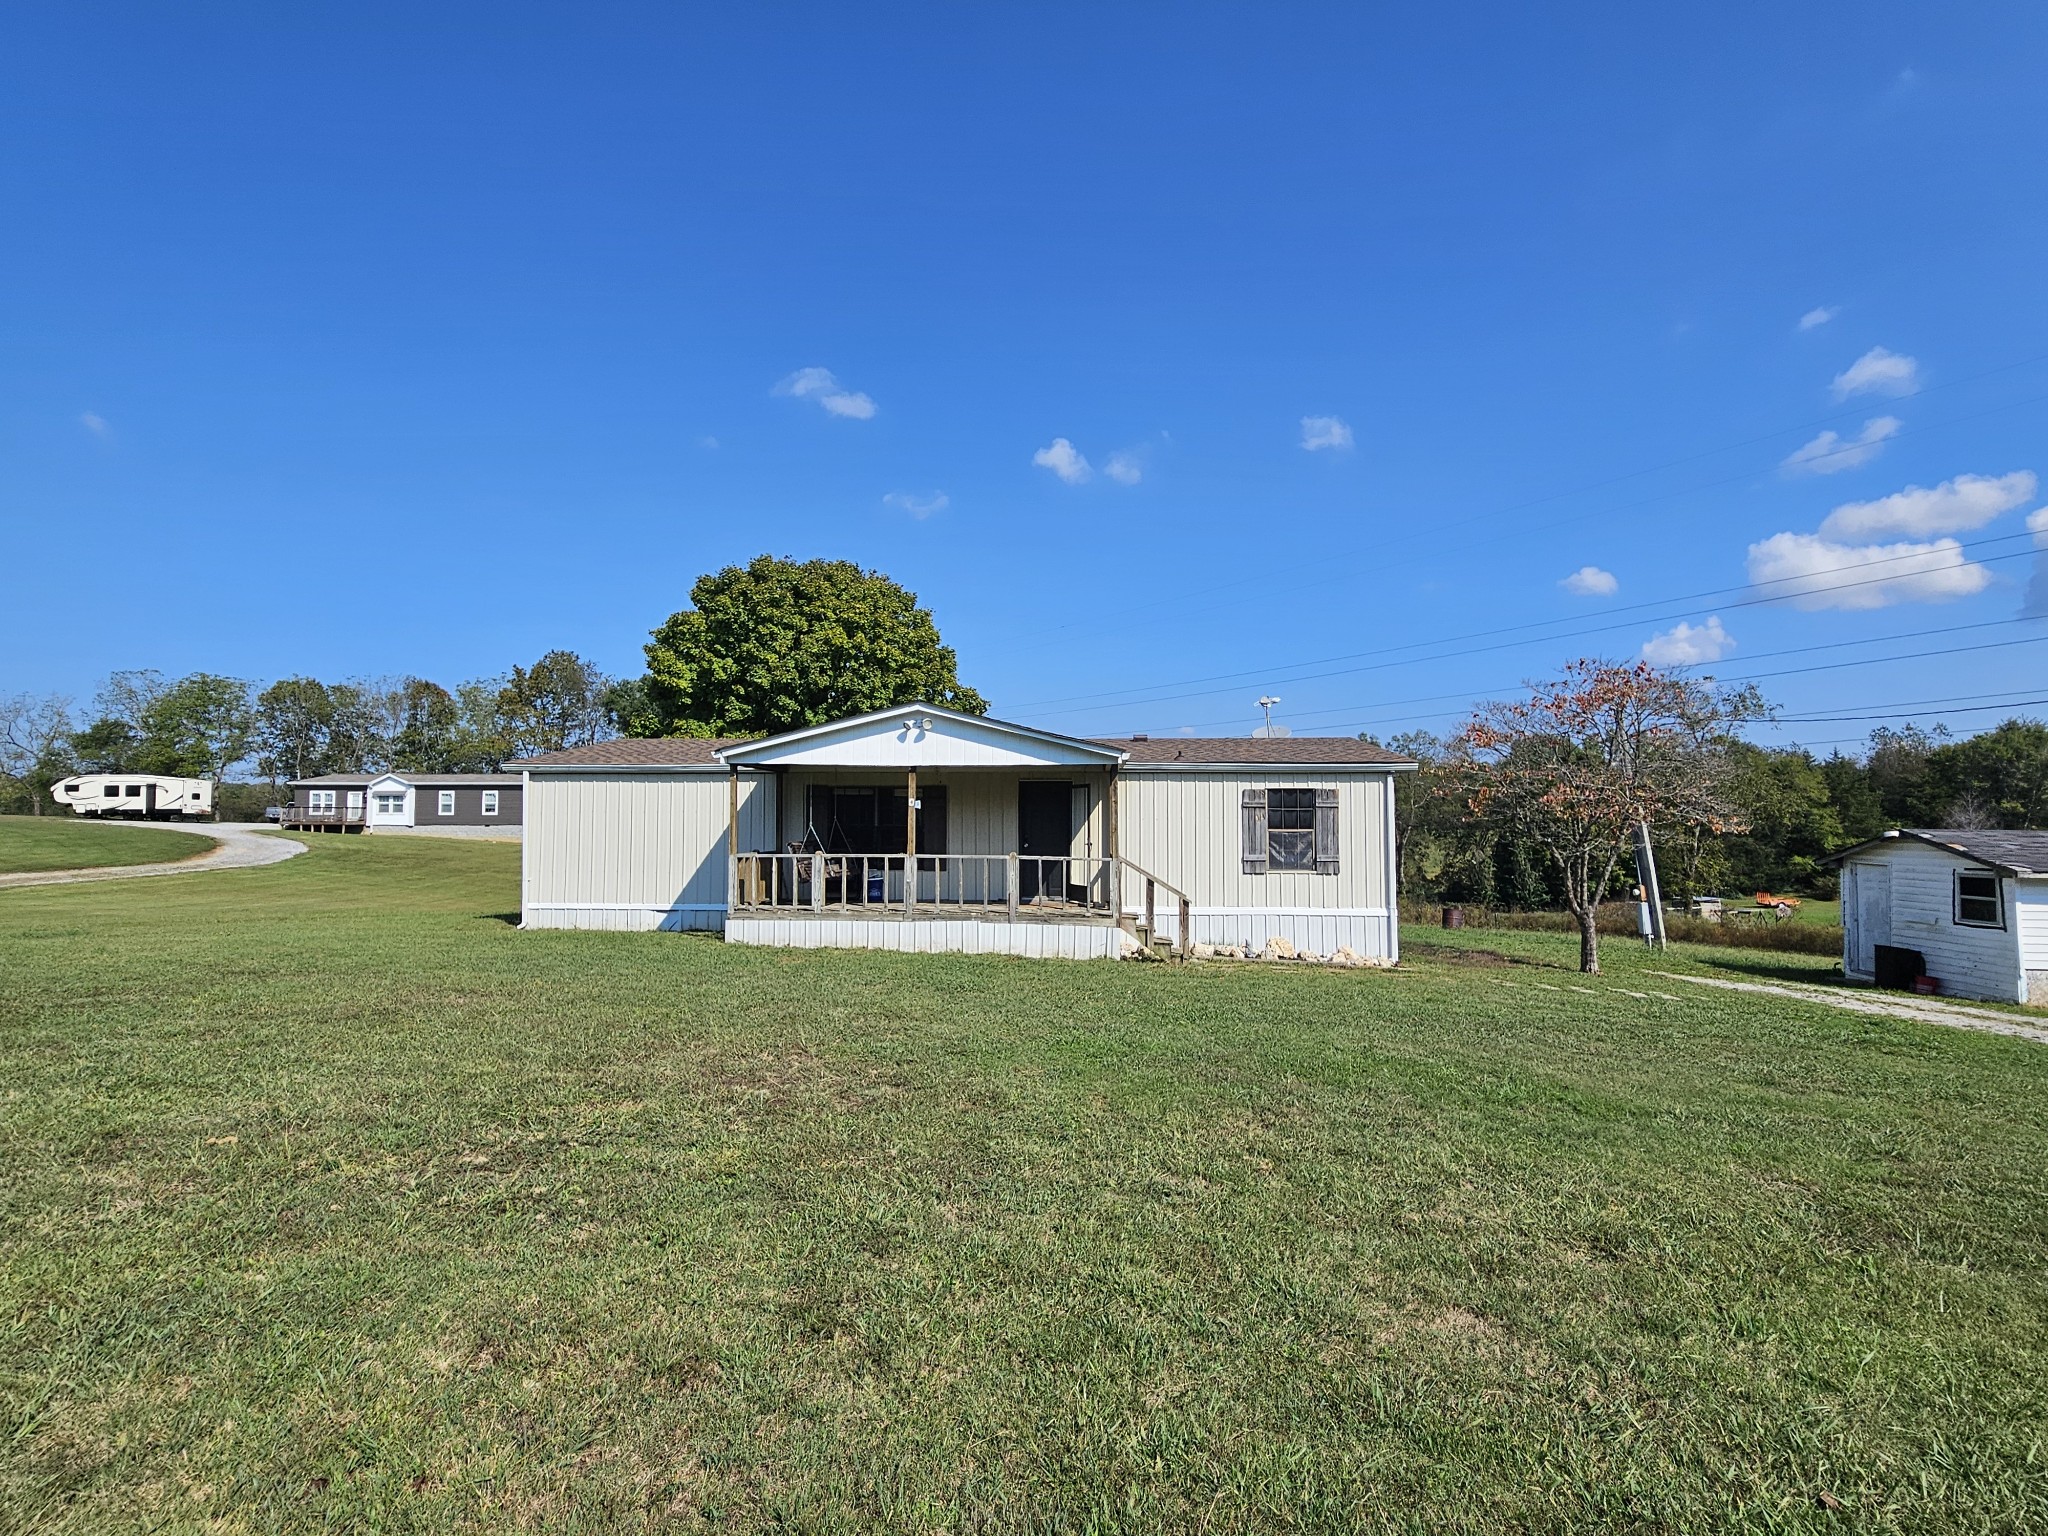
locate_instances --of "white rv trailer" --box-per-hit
[51,774,214,821]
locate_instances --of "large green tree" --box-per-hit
[634,556,987,738]
[497,651,613,759]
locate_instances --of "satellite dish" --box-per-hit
[1251,723,1292,739]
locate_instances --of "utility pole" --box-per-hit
[1632,820,1667,948]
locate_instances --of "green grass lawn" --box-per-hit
[3,837,2045,1533]
[0,814,216,874]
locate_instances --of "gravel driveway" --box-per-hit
[0,822,307,891]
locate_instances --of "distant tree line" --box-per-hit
[1392,713,2048,911]
[0,651,626,816]
[1,555,983,817]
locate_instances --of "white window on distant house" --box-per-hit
[308,790,336,813]
[438,789,456,816]
[481,789,498,817]
[1954,870,2005,928]
[374,793,404,815]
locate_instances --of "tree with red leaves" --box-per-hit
[1456,660,1767,973]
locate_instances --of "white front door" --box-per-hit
[1847,861,1891,975]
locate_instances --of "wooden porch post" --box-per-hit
[727,767,740,907]
[1105,763,1119,912]
[905,767,918,913]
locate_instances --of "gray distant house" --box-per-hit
[282,771,524,833]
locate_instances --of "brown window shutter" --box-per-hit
[1241,787,1268,874]
[1314,788,1339,875]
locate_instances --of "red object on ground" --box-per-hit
[1912,976,1940,996]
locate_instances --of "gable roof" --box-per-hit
[511,725,1415,771]
[291,771,524,786]
[1111,736,1414,767]
[1823,828,2048,877]
[716,703,1126,769]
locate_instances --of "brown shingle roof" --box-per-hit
[1106,736,1414,766]
[511,733,1412,769]
[506,737,743,769]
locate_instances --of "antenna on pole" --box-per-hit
[1253,696,1288,738]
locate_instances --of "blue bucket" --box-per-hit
[867,869,886,903]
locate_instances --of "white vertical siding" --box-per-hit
[520,771,770,931]
[1840,842,2026,1004]
[2014,882,2048,1004]
[1115,769,1395,957]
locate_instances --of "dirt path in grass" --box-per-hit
[0,823,305,891]
[1651,971,2048,1047]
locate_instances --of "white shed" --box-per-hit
[1825,829,2048,1006]
[510,702,1414,961]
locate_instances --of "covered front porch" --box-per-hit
[714,707,1189,958]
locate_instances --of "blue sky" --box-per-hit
[4,4,2046,751]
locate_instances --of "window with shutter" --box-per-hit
[1313,788,1339,875]
[1241,787,1268,874]
[1266,789,1316,870]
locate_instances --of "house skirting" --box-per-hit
[522,902,725,933]
[522,902,1395,960]
[726,915,1129,959]
[1135,906,1396,959]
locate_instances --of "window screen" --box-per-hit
[805,785,946,855]
[1266,788,1317,870]
[1955,872,2003,927]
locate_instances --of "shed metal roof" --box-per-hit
[1823,828,2048,877]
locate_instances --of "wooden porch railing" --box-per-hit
[731,852,1118,919]
[279,804,365,827]
[1115,858,1194,959]
[730,852,1195,958]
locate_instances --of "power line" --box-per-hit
[1195,633,2048,742]
[1027,350,2048,641]
[1031,535,2045,721]
[1132,616,2047,735]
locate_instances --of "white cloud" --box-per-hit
[1103,451,1143,486]
[2028,505,2048,545]
[1032,437,1091,484]
[882,490,949,519]
[1831,346,1919,400]
[772,366,876,420]
[1746,532,1992,610]
[1798,306,1839,331]
[1817,470,2036,541]
[1560,565,1618,596]
[698,435,719,450]
[1780,415,1900,475]
[80,412,109,437]
[1300,415,1353,452]
[1642,616,1735,666]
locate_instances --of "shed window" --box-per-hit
[437,790,456,816]
[1241,787,1339,875]
[1954,871,2004,928]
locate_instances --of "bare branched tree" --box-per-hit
[1456,660,1767,973]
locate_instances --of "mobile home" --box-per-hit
[510,703,1413,960]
